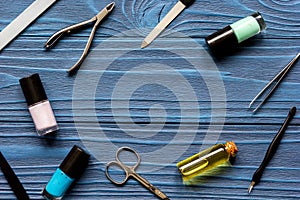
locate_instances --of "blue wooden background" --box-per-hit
[0,0,299,199]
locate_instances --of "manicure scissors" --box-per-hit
[44,2,115,74]
[105,147,170,200]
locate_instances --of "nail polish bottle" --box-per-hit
[42,145,90,200]
[19,73,59,135]
[205,12,266,55]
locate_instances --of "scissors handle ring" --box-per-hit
[106,147,141,185]
[105,161,129,185]
[116,146,141,169]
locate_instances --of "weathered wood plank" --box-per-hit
[0,0,299,199]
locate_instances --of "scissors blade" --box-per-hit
[0,0,57,51]
[132,172,170,200]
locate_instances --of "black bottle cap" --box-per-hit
[180,0,195,7]
[59,145,90,179]
[19,73,48,106]
[205,25,238,56]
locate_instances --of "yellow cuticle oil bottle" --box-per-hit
[176,141,238,182]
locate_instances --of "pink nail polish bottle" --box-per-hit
[19,73,59,136]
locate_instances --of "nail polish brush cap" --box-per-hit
[205,25,238,55]
[59,145,90,179]
[19,73,48,106]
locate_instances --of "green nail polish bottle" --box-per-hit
[206,12,266,55]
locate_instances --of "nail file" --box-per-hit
[141,0,195,48]
[0,0,57,51]
[0,151,30,200]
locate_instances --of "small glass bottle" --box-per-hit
[42,145,90,200]
[206,12,266,55]
[19,73,59,135]
[177,141,238,181]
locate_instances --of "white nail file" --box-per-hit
[0,0,57,51]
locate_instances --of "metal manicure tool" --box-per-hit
[249,52,300,112]
[141,0,195,48]
[44,2,115,74]
[248,107,296,193]
[106,147,170,200]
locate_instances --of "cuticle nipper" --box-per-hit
[44,2,115,74]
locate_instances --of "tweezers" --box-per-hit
[249,52,300,112]
[44,2,115,74]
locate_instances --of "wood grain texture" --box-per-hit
[0,0,300,199]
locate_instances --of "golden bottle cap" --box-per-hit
[225,141,238,157]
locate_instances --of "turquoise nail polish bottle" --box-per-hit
[42,145,90,200]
